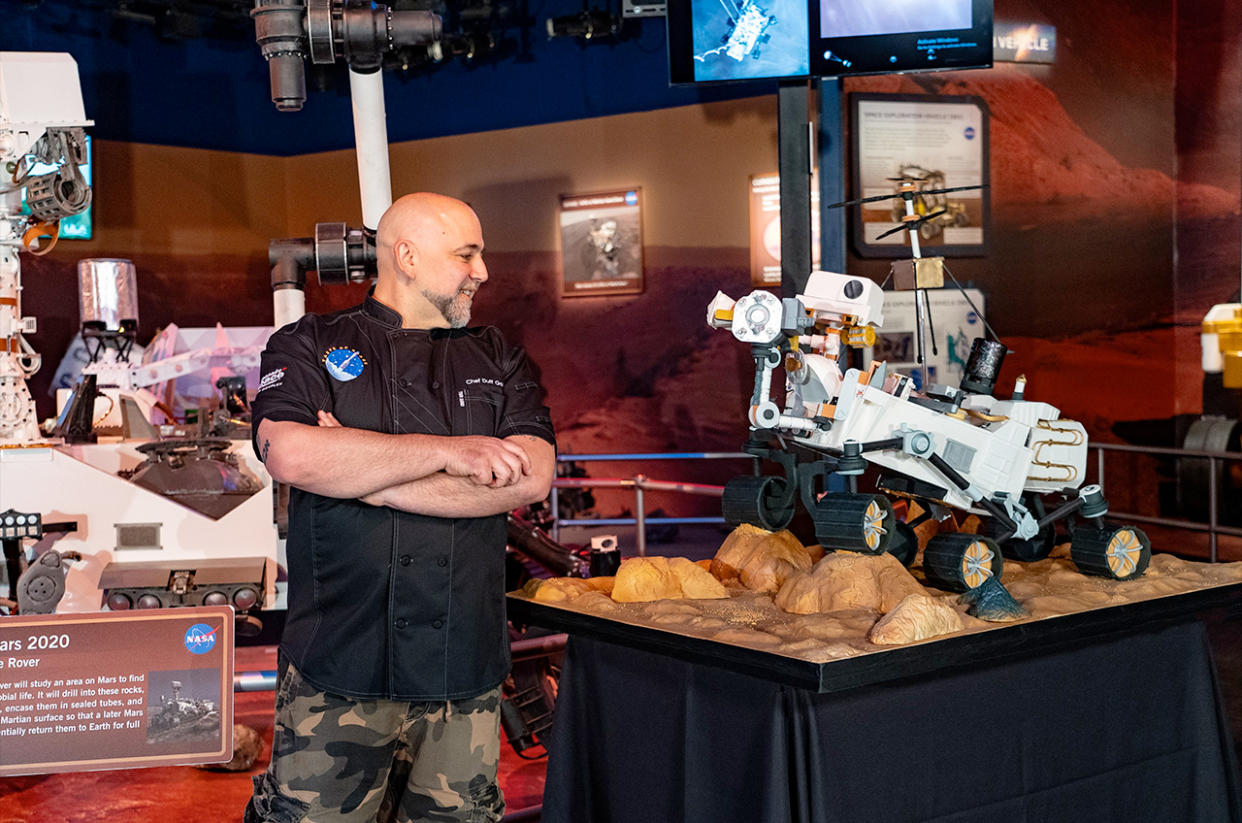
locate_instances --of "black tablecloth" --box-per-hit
[542,621,1241,823]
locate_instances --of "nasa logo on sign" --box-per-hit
[624,190,638,206]
[964,126,976,140]
[967,311,979,324]
[183,623,218,655]
[322,347,367,382]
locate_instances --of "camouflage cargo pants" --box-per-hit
[245,655,504,823]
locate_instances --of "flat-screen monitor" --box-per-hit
[20,135,93,241]
[668,0,992,85]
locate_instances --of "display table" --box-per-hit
[512,595,1242,823]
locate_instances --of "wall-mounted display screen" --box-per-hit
[668,0,992,85]
[810,0,992,76]
[668,0,810,84]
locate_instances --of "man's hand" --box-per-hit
[316,410,530,488]
[442,435,531,487]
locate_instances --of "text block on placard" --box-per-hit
[0,606,234,776]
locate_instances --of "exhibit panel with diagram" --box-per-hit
[0,606,235,777]
[849,94,990,257]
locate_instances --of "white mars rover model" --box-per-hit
[707,268,1152,594]
[0,53,278,625]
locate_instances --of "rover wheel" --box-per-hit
[923,533,1003,592]
[813,493,894,554]
[1070,525,1151,580]
[981,517,1056,563]
[886,521,919,567]
[722,475,795,531]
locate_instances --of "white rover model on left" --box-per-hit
[0,53,278,625]
[707,270,1151,595]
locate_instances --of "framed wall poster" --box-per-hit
[850,94,990,258]
[558,189,644,297]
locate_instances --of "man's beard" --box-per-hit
[424,285,475,328]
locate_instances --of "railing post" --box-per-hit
[635,475,647,557]
[1209,457,1219,562]
[550,486,560,543]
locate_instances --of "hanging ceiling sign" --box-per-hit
[993,23,1057,64]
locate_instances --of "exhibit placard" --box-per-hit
[748,172,820,287]
[0,606,234,776]
[558,189,644,297]
[850,94,990,258]
[871,288,986,390]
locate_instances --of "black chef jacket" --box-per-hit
[251,294,555,700]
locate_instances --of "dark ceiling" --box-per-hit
[4,0,763,155]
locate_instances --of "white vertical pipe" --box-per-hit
[348,69,393,230]
[273,289,306,329]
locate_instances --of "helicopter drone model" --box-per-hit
[706,183,1151,599]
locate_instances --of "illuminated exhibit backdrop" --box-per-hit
[748,172,820,287]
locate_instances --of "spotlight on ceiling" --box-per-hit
[545,8,620,41]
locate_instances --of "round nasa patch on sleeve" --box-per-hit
[322,347,367,382]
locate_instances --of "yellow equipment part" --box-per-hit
[1203,304,1242,388]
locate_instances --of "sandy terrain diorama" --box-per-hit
[513,522,1242,663]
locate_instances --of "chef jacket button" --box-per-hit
[437,557,448,567]
[431,380,440,390]
[395,618,407,629]
[400,555,412,566]
[432,619,443,629]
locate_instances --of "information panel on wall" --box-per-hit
[851,93,990,258]
[748,172,820,288]
[0,606,234,776]
[558,189,645,298]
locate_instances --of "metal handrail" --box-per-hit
[559,451,755,461]
[551,476,727,556]
[1091,441,1241,562]
[553,444,1242,562]
[552,451,755,555]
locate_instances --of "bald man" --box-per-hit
[245,193,556,823]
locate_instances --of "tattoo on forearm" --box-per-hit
[261,438,271,463]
